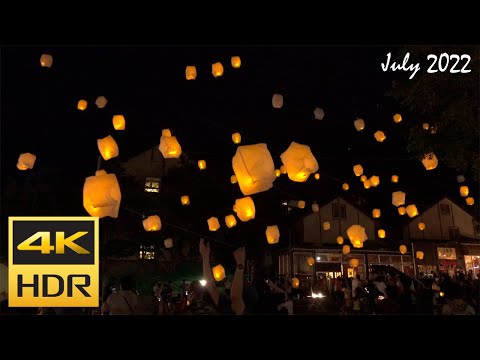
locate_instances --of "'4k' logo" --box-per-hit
[18,231,90,254]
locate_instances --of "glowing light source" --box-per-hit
[406,204,419,218]
[235,196,256,222]
[353,164,363,177]
[337,236,344,245]
[198,160,207,170]
[231,56,241,68]
[211,62,224,78]
[212,265,226,281]
[272,94,283,109]
[185,66,197,80]
[77,100,87,111]
[393,113,402,123]
[391,175,399,183]
[265,225,280,244]
[95,96,107,108]
[354,118,365,131]
[399,245,407,254]
[143,215,161,231]
[314,107,325,120]
[40,54,53,68]
[112,115,126,130]
[460,186,469,197]
[97,135,119,160]
[342,183,349,191]
[207,217,220,231]
[232,132,241,144]
[418,222,426,230]
[374,131,386,142]
[280,142,319,182]
[17,153,36,170]
[307,257,315,266]
[83,170,121,219]
[378,229,386,238]
[372,209,381,218]
[181,195,190,206]
[225,215,237,228]
[422,152,438,170]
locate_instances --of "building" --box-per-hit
[404,197,480,278]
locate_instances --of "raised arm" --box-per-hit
[199,238,220,306]
[231,247,246,315]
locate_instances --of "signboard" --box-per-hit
[437,247,456,260]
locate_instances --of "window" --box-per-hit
[145,177,160,193]
[332,204,346,219]
[440,204,450,215]
[448,226,460,241]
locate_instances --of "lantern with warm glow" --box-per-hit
[225,214,237,228]
[97,135,119,160]
[292,278,300,288]
[235,196,256,222]
[314,173,320,180]
[40,54,53,68]
[457,175,465,183]
[265,225,280,244]
[391,175,399,183]
[418,222,426,230]
[392,191,406,207]
[232,143,276,195]
[343,245,350,254]
[162,129,172,137]
[231,56,241,68]
[312,204,319,213]
[422,153,438,170]
[349,259,359,267]
[207,217,220,231]
[77,100,87,111]
[347,225,368,246]
[296,200,305,209]
[378,229,386,238]
[314,107,325,120]
[399,245,407,254]
[280,142,319,182]
[232,132,241,144]
[360,175,367,182]
[460,186,469,197]
[374,131,386,142]
[112,115,126,130]
[406,204,419,218]
[17,153,36,170]
[372,209,381,218]
[164,238,173,249]
[280,165,287,174]
[307,257,315,266]
[423,123,429,130]
[159,135,182,158]
[370,176,380,187]
[272,94,283,109]
[181,195,190,206]
[354,118,365,131]
[353,164,363,177]
[212,265,226,281]
[95,96,108,108]
[231,175,238,184]
[416,251,424,260]
[143,215,161,231]
[198,160,207,170]
[275,169,281,177]
[393,113,402,123]
[83,170,121,218]
[337,236,344,245]
[185,66,197,80]
[398,207,406,215]
[466,197,474,205]
[323,222,331,231]
[212,62,224,78]
[342,183,349,191]
[363,180,371,189]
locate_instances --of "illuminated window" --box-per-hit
[440,204,450,215]
[332,204,346,220]
[139,245,155,260]
[145,177,160,193]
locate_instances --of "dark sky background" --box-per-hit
[1,46,474,259]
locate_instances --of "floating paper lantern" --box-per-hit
[342,183,349,191]
[363,180,372,189]
[235,196,256,222]
[95,96,107,108]
[457,175,465,183]
[372,209,381,218]
[97,135,119,160]
[272,94,283,109]
[460,186,469,197]
[307,257,315,266]
[212,265,226,281]
[232,143,276,195]
[17,153,36,170]
[312,203,319,213]
[143,215,161,231]
[370,176,380,187]
[185,66,197,80]
[353,164,363,177]
[231,175,238,184]
[212,62,224,77]
[292,278,300,288]
[162,129,172,137]
[347,225,368,245]
[280,165,287,174]
[83,170,121,219]
[297,200,306,209]
[275,169,281,177]
[159,135,182,158]
[342,245,350,254]
[232,132,241,144]
[406,204,419,218]
[314,107,325,120]
[423,123,429,130]
[349,259,359,267]
[374,131,386,142]
[207,217,220,231]
[265,225,280,244]
[399,245,407,254]
[422,152,438,170]
[225,214,237,228]
[164,238,173,249]
[40,54,53,68]
[391,175,399,183]
[336,236,344,245]
[416,251,424,260]
[77,100,87,111]
[231,56,241,68]
[418,222,426,230]
[112,115,126,130]
[398,207,406,215]
[378,229,386,238]
[466,197,474,205]
[180,195,190,206]
[354,118,365,131]
[360,175,367,182]
[280,142,319,182]
[392,191,406,207]
[393,113,402,123]
[314,173,320,180]
[323,222,331,230]
[198,160,207,170]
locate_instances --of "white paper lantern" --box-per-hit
[280,142,319,182]
[457,175,465,183]
[354,118,365,131]
[95,96,108,109]
[83,170,121,219]
[40,54,53,68]
[235,196,256,222]
[17,153,36,170]
[272,94,283,109]
[422,152,438,170]
[392,191,406,207]
[164,238,174,249]
[312,204,319,213]
[314,107,325,120]
[374,131,386,142]
[159,135,182,158]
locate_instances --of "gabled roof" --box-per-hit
[313,195,374,221]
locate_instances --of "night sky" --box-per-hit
[1,46,476,259]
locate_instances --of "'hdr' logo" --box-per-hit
[9,217,99,308]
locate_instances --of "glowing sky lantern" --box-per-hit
[180,195,190,206]
[370,176,380,187]
[207,217,220,231]
[360,175,367,182]
[231,175,238,184]
[275,169,281,177]
[374,131,386,142]
[342,183,349,191]
[280,165,287,174]
[418,222,426,230]
[391,175,399,183]
[393,113,402,123]
[231,56,241,68]
[232,132,241,144]
[372,209,381,218]
[422,152,438,170]
[363,179,372,189]
[83,170,121,218]
[423,123,429,130]
[97,135,119,160]
[349,259,359,267]
[297,200,306,209]
[77,99,87,111]
[466,197,474,205]
[235,196,256,222]
[232,143,276,196]
[378,229,386,238]
[159,134,182,158]
[347,225,368,247]
[314,107,325,120]
[164,238,174,249]
[323,222,331,230]
[354,118,365,131]
[265,225,280,244]
[398,207,406,215]
[225,215,237,228]
[392,191,406,207]
[457,175,465,183]
[95,96,108,108]
[143,215,161,231]
[162,129,172,137]
[212,265,226,281]
[314,173,320,180]
[416,251,424,260]
[311,203,319,213]
[280,142,319,182]
[198,160,207,170]
[112,115,126,130]
[336,236,344,245]
[307,257,315,266]
[460,186,469,197]
[211,62,224,77]
[343,245,350,254]
[399,245,407,254]
[292,278,300,288]
[17,153,36,170]
[185,66,197,80]
[406,204,419,218]
[272,94,283,109]
[40,54,53,68]
[353,164,363,177]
